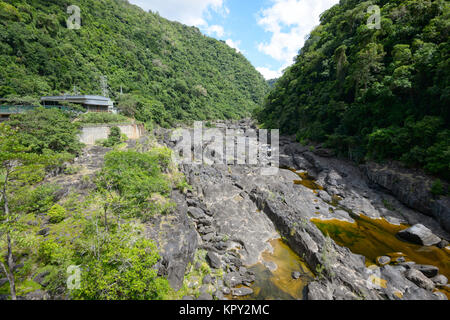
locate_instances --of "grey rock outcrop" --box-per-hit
[156,120,449,301]
[363,162,450,233]
[231,287,253,297]
[397,224,441,246]
[146,190,198,291]
[405,269,435,291]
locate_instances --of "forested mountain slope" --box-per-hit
[0,0,268,125]
[257,0,449,180]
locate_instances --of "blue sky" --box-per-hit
[129,0,340,79]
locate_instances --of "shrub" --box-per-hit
[47,204,67,223]
[101,126,127,147]
[8,108,83,156]
[38,240,69,265]
[14,184,60,215]
[431,179,444,196]
[77,113,131,125]
[72,233,170,300]
[98,150,171,217]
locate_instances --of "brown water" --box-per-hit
[312,214,450,298]
[284,167,450,298]
[227,239,314,300]
[287,168,324,192]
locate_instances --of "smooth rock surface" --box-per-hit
[397,224,441,246]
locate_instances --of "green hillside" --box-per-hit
[257,0,449,179]
[0,0,268,126]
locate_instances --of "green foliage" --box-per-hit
[97,150,171,219]
[0,123,73,299]
[1,124,175,300]
[0,0,268,124]
[13,183,60,216]
[149,147,173,172]
[257,0,450,180]
[176,176,192,194]
[77,112,131,125]
[8,107,83,156]
[72,228,170,300]
[38,239,70,265]
[267,78,278,88]
[101,126,123,148]
[47,204,67,224]
[318,235,336,279]
[430,179,444,196]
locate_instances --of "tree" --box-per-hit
[72,225,170,300]
[334,45,348,88]
[8,107,84,156]
[258,0,449,180]
[0,124,59,299]
[353,43,385,94]
[95,174,127,232]
[106,126,122,147]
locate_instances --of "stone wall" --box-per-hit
[78,123,145,145]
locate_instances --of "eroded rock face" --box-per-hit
[157,120,449,300]
[362,162,450,233]
[146,190,198,291]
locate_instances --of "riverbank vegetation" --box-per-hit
[257,0,449,180]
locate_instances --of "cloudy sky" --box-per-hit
[129,0,340,79]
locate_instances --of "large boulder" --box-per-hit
[411,265,439,278]
[405,269,435,291]
[231,287,253,297]
[224,272,242,288]
[187,207,205,220]
[206,251,222,269]
[397,224,441,246]
[431,275,448,286]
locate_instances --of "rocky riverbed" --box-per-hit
[154,119,450,300]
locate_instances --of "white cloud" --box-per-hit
[257,0,339,65]
[256,67,282,80]
[129,0,226,26]
[205,24,225,37]
[226,39,242,53]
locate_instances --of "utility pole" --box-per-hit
[100,75,109,97]
[72,85,80,95]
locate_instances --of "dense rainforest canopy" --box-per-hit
[0,0,268,126]
[257,0,449,180]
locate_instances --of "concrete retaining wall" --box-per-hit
[78,123,145,145]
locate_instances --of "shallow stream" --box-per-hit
[227,238,314,300]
